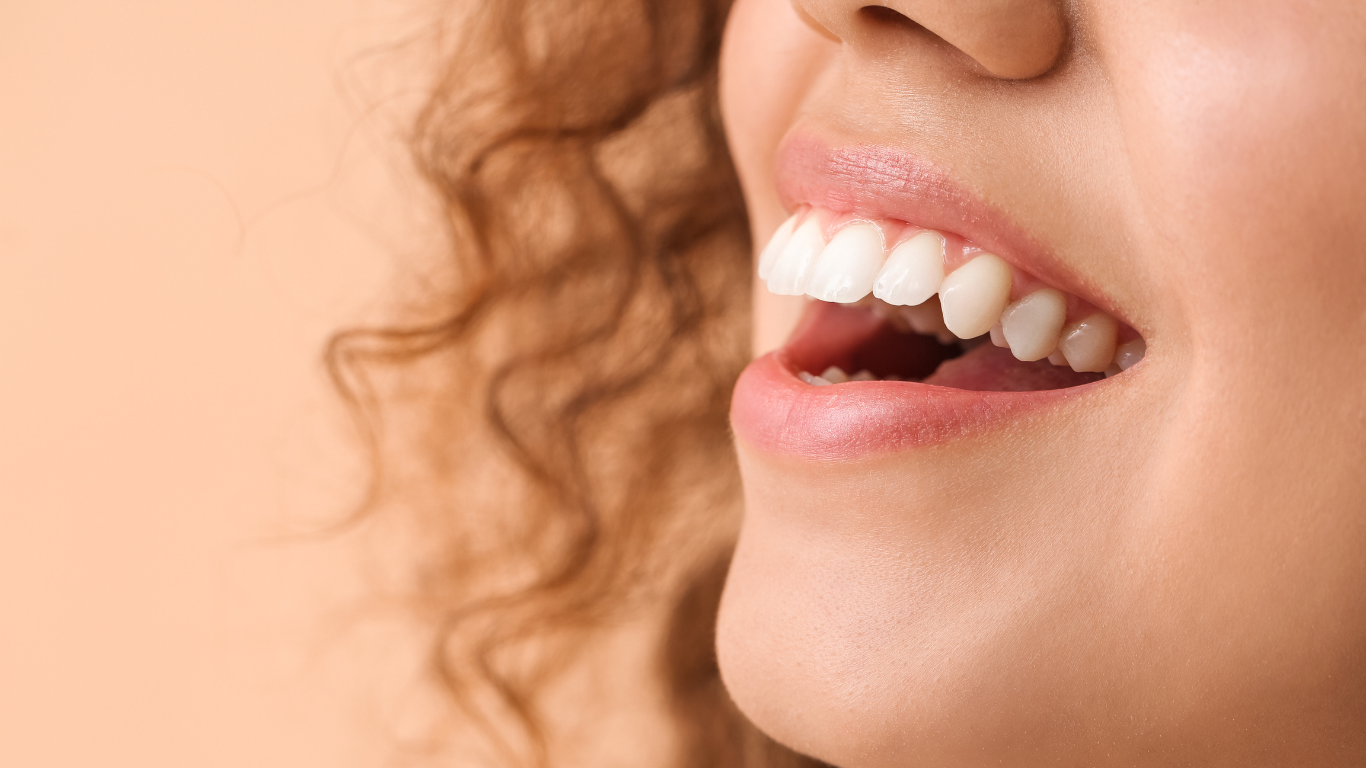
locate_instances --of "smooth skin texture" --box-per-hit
[716,0,1366,766]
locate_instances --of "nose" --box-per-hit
[793,0,1066,80]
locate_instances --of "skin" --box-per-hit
[714,0,1366,765]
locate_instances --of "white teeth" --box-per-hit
[765,217,826,296]
[989,322,1008,347]
[1113,338,1146,371]
[763,208,1145,377]
[757,214,799,281]
[1000,287,1067,362]
[872,231,945,307]
[805,224,885,303]
[798,371,833,386]
[1058,312,1119,372]
[799,367,880,385]
[819,365,850,384]
[938,253,1013,339]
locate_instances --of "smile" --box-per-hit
[731,133,1148,459]
[759,205,1144,384]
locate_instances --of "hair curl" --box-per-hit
[328,1,823,765]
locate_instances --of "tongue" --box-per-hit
[923,342,1103,391]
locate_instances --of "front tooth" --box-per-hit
[872,231,945,306]
[798,371,833,386]
[765,217,825,295]
[820,365,850,384]
[1113,338,1146,371]
[757,214,799,281]
[938,254,1013,339]
[1000,288,1067,362]
[1058,312,1119,372]
[805,224,885,303]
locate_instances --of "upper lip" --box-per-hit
[775,130,1119,322]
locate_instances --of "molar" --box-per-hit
[938,254,1012,339]
[805,224,885,303]
[872,231,945,307]
[1058,312,1119,372]
[766,216,826,296]
[1000,288,1067,362]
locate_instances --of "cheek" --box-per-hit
[1105,4,1366,344]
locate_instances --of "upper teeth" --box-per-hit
[760,208,1144,376]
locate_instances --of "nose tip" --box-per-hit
[798,0,1067,80]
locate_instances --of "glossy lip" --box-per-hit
[731,300,1102,460]
[731,131,1117,460]
[776,131,1123,321]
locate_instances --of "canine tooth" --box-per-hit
[798,371,833,386]
[1114,338,1146,371]
[989,323,1008,347]
[1104,365,1122,378]
[820,366,850,384]
[1059,312,1119,372]
[765,217,825,295]
[850,369,876,382]
[805,225,885,303]
[1047,350,1068,366]
[757,214,799,281]
[938,254,1012,339]
[1000,288,1067,362]
[872,231,945,306]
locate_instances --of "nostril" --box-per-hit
[859,5,916,29]
[846,0,1066,81]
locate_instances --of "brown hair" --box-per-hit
[327,0,821,765]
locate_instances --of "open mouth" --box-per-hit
[729,134,1149,458]
[761,205,1145,393]
[785,299,1110,392]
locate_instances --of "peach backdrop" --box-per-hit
[0,1,435,765]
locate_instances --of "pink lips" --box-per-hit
[730,133,1107,460]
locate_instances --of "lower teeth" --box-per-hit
[798,365,899,385]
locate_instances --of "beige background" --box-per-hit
[0,1,436,765]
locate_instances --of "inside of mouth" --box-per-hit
[791,301,1105,392]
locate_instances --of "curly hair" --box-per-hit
[327,1,822,765]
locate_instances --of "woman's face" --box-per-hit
[716,0,1366,764]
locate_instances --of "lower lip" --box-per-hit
[730,301,1099,460]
